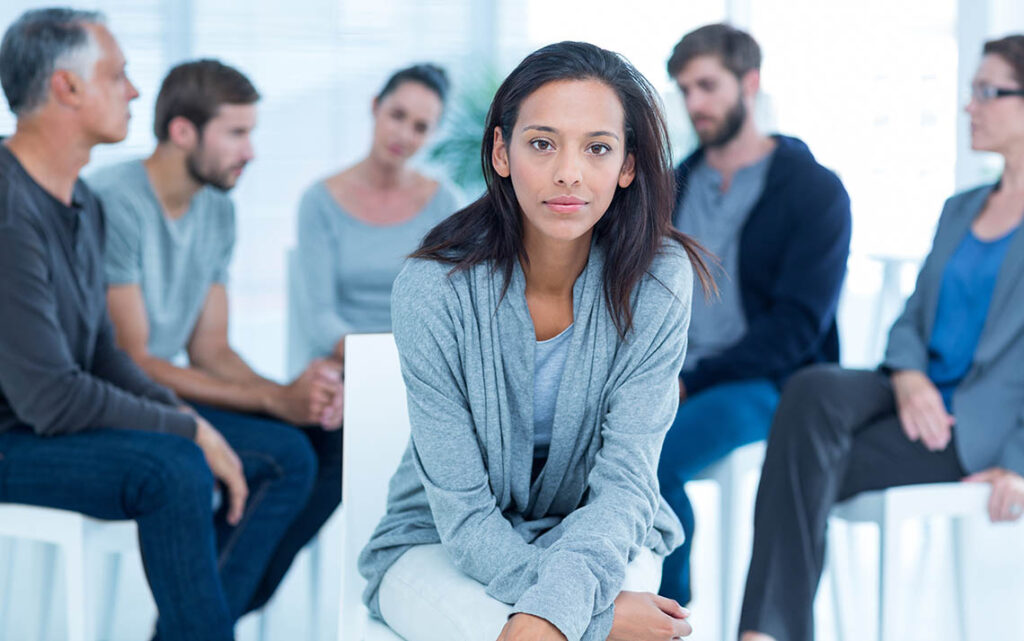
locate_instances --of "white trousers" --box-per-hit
[378,543,663,641]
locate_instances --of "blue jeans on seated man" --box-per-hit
[0,409,317,641]
[657,378,780,605]
[190,403,344,615]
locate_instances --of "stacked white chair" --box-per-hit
[0,504,137,641]
[828,482,988,641]
[689,440,766,641]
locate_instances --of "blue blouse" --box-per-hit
[927,225,1019,409]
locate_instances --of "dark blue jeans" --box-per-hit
[0,411,317,641]
[657,379,780,604]
[188,405,343,614]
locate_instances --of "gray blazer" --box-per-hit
[883,183,1024,476]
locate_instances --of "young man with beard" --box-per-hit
[89,60,343,615]
[656,24,852,606]
[0,10,317,638]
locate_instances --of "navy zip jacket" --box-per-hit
[675,134,852,395]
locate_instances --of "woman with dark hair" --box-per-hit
[739,34,1024,641]
[359,42,712,641]
[294,63,461,406]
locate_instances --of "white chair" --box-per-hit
[689,440,766,641]
[0,504,138,641]
[339,333,409,641]
[828,482,988,641]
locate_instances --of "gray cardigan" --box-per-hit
[883,183,1024,476]
[359,242,691,641]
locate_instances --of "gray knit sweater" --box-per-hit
[359,240,691,641]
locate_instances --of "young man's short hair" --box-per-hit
[153,59,260,142]
[667,23,762,80]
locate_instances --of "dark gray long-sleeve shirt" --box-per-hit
[0,143,196,439]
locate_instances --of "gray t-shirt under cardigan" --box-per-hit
[359,241,692,641]
[533,323,574,461]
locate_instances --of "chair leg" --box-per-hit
[950,517,970,641]
[1,538,15,640]
[256,604,271,641]
[827,520,847,641]
[878,510,900,641]
[63,524,87,641]
[719,465,736,641]
[38,543,58,641]
[95,553,121,641]
[309,536,322,641]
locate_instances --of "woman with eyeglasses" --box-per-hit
[738,34,1024,641]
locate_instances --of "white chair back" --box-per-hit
[341,333,411,641]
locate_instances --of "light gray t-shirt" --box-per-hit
[294,179,460,359]
[533,323,574,460]
[89,160,236,360]
[674,151,773,369]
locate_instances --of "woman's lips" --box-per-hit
[545,196,586,214]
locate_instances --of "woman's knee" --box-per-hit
[380,544,511,641]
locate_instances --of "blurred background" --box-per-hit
[1,1,1023,640]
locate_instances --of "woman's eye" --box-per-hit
[588,143,610,155]
[530,139,553,151]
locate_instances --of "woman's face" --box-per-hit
[371,81,443,168]
[966,54,1024,155]
[491,79,635,250]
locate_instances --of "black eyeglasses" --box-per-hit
[971,84,1024,103]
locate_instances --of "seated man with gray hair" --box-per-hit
[0,9,316,639]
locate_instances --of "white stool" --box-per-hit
[690,440,766,641]
[339,334,409,641]
[828,482,988,641]
[0,504,138,641]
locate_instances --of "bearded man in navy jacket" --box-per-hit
[657,23,852,606]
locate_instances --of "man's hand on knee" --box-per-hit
[194,417,248,525]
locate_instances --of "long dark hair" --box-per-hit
[414,41,713,336]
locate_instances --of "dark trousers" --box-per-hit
[738,365,965,641]
[187,405,344,614]
[0,414,318,641]
[657,379,780,604]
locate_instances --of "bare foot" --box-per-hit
[740,633,777,641]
